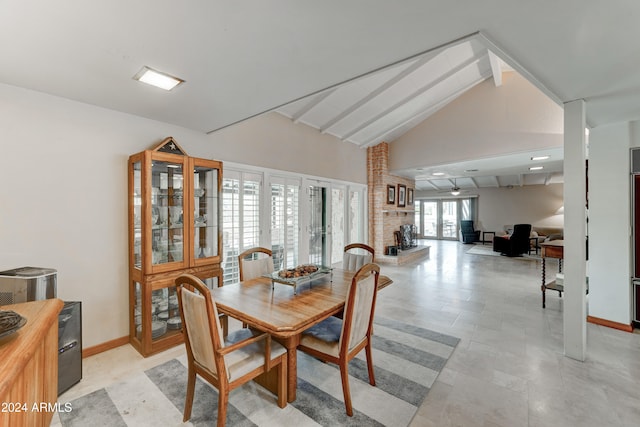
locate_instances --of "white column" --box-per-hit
[563,99,587,361]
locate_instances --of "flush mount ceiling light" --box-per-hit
[531,155,550,161]
[432,172,445,176]
[529,166,544,171]
[134,66,184,91]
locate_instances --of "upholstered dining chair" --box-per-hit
[342,243,374,271]
[175,274,287,427]
[298,263,380,416]
[238,247,274,281]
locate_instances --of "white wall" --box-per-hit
[588,122,632,324]
[389,72,563,171]
[203,113,366,184]
[0,83,366,348]
[417,183,564,234]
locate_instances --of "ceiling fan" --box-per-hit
[438,178,467,195]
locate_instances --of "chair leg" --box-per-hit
[339,361,353,416]
[365,342,376,386]
[217,388,229,427]
[183,365,196,422]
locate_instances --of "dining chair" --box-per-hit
[238,247,275,281]
[175,274,287,427]
[342,243,374,271]
[297,263,380,416]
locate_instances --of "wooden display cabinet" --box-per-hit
[128,137,223,356]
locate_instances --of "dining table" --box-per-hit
[212,267,393,402]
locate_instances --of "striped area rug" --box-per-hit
[59,317,459,427]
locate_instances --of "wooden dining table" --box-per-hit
[212,268,393,402]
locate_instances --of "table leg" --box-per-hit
[280,335,300,402]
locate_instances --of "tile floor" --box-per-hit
[54,240,640,426]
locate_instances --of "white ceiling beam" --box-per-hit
[320,51,440,133]
[360,73,490,148]
[423,180,440,190]
[492,176,500,187]
[518,174,524,186]
[488,50,502,87]
[470,177,479,188]
[290,89,336,123]
[544,173,553,185]
[340,53,485,142]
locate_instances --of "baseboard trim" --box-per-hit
[587,316,634,333]
[82,336,129,358]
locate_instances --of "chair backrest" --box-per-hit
[238,247,274,281]
[176,274,227,379]
[343,243,374,271]
[512,224,532,240]
[460,220,475,232]
[339,263,380,354]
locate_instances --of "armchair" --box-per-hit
[459,220,480,244]
[493,224,532,257]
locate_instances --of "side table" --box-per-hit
[482,231,496,245]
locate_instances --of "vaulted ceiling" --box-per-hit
[276,36,504,149]
[1,1,638,188]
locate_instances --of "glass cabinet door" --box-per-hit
[151,160,185,266]
[193,162,220,260]
[132,162,142,268]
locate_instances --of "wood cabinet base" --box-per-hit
[0,299,63,427]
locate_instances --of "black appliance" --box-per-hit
[58,301,82,395]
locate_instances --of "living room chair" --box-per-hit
[238,247,274,281]
[175,274,287,427]
[298,263,380,416]
[459,220,480,244]
[493,224,532,257]
[343,243,374,271]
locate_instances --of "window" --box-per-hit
[270,177,300,269]
[222,170,262,285]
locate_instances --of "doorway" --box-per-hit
[416,198,475,240]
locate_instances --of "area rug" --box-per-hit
[466,244,540,260]
[58,317,459,427]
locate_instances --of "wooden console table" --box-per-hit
[540,240,563,308]
[0,299,63,427]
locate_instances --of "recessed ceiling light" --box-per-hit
[531,155,550,161]
[134,66,184,91]
[465,169,479,172]
[529,166,544,171]
[432,172,445,176]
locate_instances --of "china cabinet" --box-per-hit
[128,137,223,356]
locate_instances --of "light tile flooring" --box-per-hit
[53,240,640,426]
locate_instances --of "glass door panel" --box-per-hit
[151,160,184,265]
[422,201,438,238]
[309,184,328,266]
[133,162,142,268]
[441,200,458,239]
[193,165,219,259]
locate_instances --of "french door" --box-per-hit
[417,199,468,240]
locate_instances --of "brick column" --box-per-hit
[367,142,415,257]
